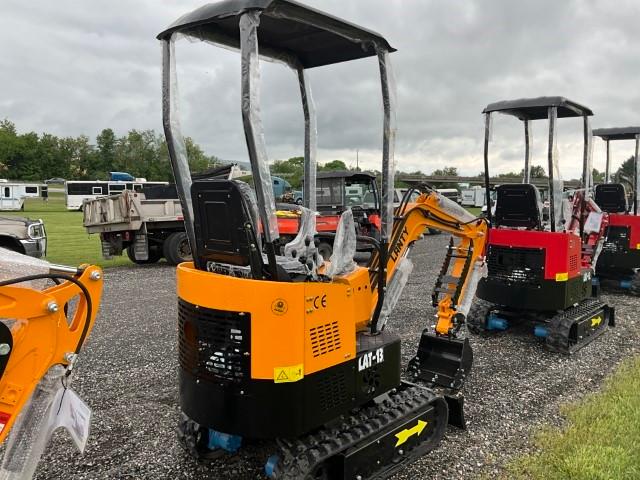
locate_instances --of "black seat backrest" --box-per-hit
[494,183,542,229]
[191,179,263,272]
[594,183,627,213]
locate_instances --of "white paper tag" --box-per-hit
[49,388,92,453]
[584,211,603,234]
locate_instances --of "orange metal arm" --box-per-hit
[370,192,488,336]
[0,265,103,442]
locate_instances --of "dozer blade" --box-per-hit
[444,392,466,430]
[409,332,473,393]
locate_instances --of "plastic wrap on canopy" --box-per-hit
[582,116,593,200]
[162,36,198,255]
[297,67,317,212]
[548,107,564,232]
[240,11,279,242]
[326,209,356,277]
[378,257,413,330]
[635,135,640,214]
[378,49,397,243]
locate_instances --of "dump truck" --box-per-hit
[82,185,191,265]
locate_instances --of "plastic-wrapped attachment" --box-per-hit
[457,260,487,317]
[326,209,357,277]
[435,192,476,223]
[0,365,65,480]
[0,248,50,290]
[378,257,413,330]
[283,207,320,273]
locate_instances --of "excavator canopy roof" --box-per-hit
[157,0,395,69]
[592,127,640,141]
[483,96,593,120]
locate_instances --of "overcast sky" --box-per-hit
[2,0,640,179]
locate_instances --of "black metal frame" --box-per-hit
[593,127,640,215]
[482,96,594,232]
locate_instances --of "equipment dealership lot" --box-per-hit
[33,235,639,480]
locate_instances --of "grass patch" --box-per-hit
[505,356,640,480]
[466,206,483,217]
[1,192,131,268]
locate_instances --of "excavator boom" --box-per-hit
[368,190,488,427]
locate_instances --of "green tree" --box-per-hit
[271,156,304,187]
[431,166,458,177]
[320,159,347,171]
[95,128,117,178]
[592,168,605,183]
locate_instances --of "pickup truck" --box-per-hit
[82,186,191,265]
[0,216,47,258]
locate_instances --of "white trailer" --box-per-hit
[0,182,48,211]
[461,187,485,207]
[65,180,167,210]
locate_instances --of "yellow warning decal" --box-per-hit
[636,243,640,250]
[555,272,568,282]
[274,364,304,383]
[395,419,428,447]
[591,316,602,328]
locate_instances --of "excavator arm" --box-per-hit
[370,190,488,335]
[367,190,488,428]
[0,261,103,478]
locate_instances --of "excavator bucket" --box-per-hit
[409,332,473,428]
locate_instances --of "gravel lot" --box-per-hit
[34,234,640,479]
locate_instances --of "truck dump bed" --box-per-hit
[83,189,183,233]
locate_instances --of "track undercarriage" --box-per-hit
[467,297,615,354]
[178,382,448,480]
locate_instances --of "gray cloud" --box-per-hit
[2,0,640,179]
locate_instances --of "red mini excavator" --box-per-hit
[467,97,614,353]
[592,127,640,293]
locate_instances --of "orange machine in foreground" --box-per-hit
[0,252,103,479]
[159,2,487,478]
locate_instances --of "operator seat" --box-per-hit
[494,183,543,230]
[594,183,628,213]
[191,179,308,279]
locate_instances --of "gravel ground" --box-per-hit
[33,234,640,479]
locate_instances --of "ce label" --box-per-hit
[313,294,327,309]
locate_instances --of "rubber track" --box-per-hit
[272,383,446,480]
[545,297,609,354]
[465,298,494,334]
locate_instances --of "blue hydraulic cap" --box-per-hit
[620,279,632,289]
[486,313,508,331]
[208,430,242,453]
[265,454,280,478]
[534,325,549,338]
[592,277,600,286]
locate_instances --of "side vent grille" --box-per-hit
[178,300,250,384]
[569,254,578,271]
[310,321,341,357]
[317,371,347,412]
